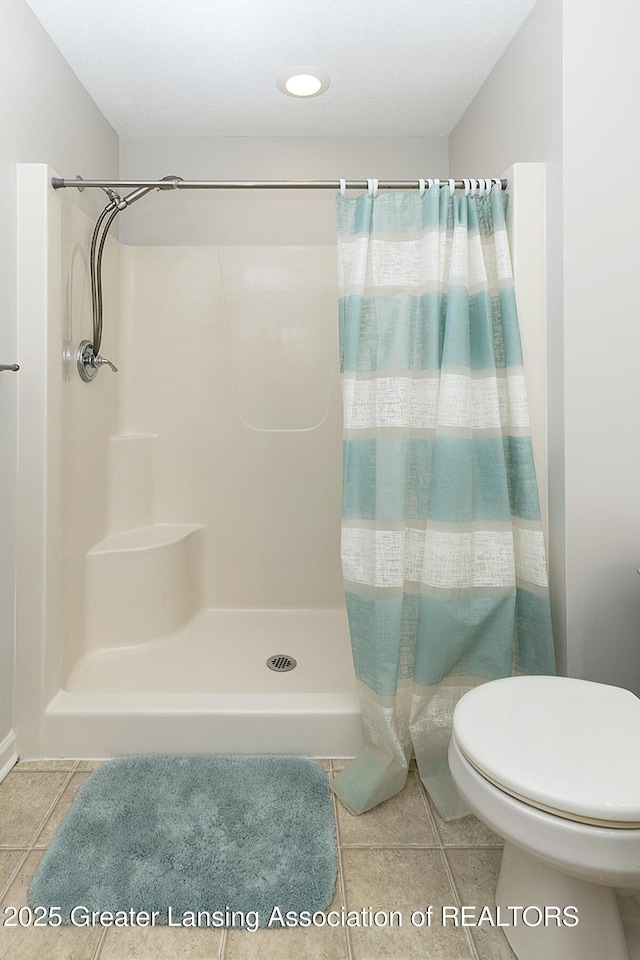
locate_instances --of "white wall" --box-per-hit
[449,0,566,672]
[119,136,449,245]
[0,0,118,757]
[562,0,640,694]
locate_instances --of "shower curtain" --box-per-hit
[332,183,556,821]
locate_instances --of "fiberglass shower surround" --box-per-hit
[15,165,548,784]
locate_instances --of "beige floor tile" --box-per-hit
[0,851,102,959]
[426,793,503,847]
[342,848,474,959]
[446,848,517,960]
[98,924,223,960]
[336,773,438,847]
[35,773,91,847]
[0,851,27,896]
[311,759,331,771]
[224,883,347,960]
[0,847,42,892]
[0,773,69,847]
[75,762,107,772]
[14,761,77,772]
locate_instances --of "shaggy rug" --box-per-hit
[30,755,337,928]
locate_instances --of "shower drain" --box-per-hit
[266,654,297,673]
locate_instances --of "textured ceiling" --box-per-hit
[25,0,539,138]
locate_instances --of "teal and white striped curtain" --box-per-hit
[332,183,556,821]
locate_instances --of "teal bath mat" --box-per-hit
[30,755,337,928]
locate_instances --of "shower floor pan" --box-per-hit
[43,609,363,759]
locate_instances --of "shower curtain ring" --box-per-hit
[418,179,426,197]
[448,179,456,197]
[339,179,346,197]
[463,179,470,196]
[367,179,379,198]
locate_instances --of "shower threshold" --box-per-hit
[42,608,363,759]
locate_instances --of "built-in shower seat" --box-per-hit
[84,522,203,649]
[83,432,204,649]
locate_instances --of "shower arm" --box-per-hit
[77,176,182,383]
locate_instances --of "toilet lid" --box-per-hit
[453,676,640,826]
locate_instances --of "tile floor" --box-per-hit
[0,758,516,960]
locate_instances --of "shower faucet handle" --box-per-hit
[76,339,118,382]
[94,354,118,373]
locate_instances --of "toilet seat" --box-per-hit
[453,675,640,828]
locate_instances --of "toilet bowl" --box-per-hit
[449,675,640,960]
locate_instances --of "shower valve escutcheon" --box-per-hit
[76,339,118,382]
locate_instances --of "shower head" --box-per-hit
[122,185,155,206]
[123,174,184,207]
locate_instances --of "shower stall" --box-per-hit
[13,162,546,760]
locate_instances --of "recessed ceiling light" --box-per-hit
[277,67,330,99]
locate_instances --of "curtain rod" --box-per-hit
[51,177,507,192]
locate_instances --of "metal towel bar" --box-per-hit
[0,364,19,372]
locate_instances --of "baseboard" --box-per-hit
[0,730,18,783]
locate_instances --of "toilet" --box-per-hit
[449,675,640,960]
